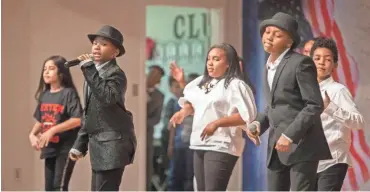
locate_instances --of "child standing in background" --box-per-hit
[167,74,199,191]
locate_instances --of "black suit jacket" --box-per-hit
[257,50,331,167]
[72,59,137,171]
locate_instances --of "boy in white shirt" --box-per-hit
[311,37,365,191]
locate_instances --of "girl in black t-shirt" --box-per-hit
[29,55,83,191]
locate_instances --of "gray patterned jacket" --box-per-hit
[72,59,137,171]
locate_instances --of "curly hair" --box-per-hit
[310,37,339,63]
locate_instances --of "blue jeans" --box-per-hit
[168,147,194,191]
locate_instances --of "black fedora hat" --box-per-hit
[259,12,300,49]
[88,25,126,57]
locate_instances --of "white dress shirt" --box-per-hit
[95,61,110,71]
[317,76,365,173]
[179,76,257,157]
[266,48,290,90]
[266,48,293,142]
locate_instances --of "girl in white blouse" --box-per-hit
[170,43,257,191]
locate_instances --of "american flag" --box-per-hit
[301,0,368,191]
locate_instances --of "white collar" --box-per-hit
[319,76,335,91]
[95,60,110,71]
[266,48,290,70]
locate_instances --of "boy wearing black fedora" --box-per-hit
[245,12,331,191]
[69,25,137,191]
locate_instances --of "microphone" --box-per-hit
[64,54,93,68]
[249,123,259,136]
[64,59,81,68]
[248,123,261,146]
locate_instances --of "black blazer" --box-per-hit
[257,50,331,167]
[72,59,137,171]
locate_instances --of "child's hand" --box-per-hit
[169,61,185,86]
[77,54,93,61]
[169,111,186,127]
[200,122,219,140]
[69,152,83,161]
[244,121,261,146]
[29,134,40,151]
[39,129,56,148]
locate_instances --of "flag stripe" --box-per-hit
[314,1,326,34]
[342,177,349,191]
[307,0,320,34]
[319,0,340,80]
[319,1,330,35]
[351,131,369,182]
[348,167,359,190]
[332,22,354,94]
[359,131,370,157]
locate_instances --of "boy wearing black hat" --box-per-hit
[245,12,331,191]
[69,25,136,191]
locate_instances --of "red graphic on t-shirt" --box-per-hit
[40,103,65,143]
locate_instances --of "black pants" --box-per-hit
[91,168,125,191]
[316,163,348,191]
[44,153,76,191]
[193,150,238,191]
[146,127,154,191]
[267,150,319,191]
[168,147,194,191]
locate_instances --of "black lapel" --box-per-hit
[85,80,93,109]
[270,51,292,98]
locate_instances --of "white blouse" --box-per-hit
[178,75,257,156]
